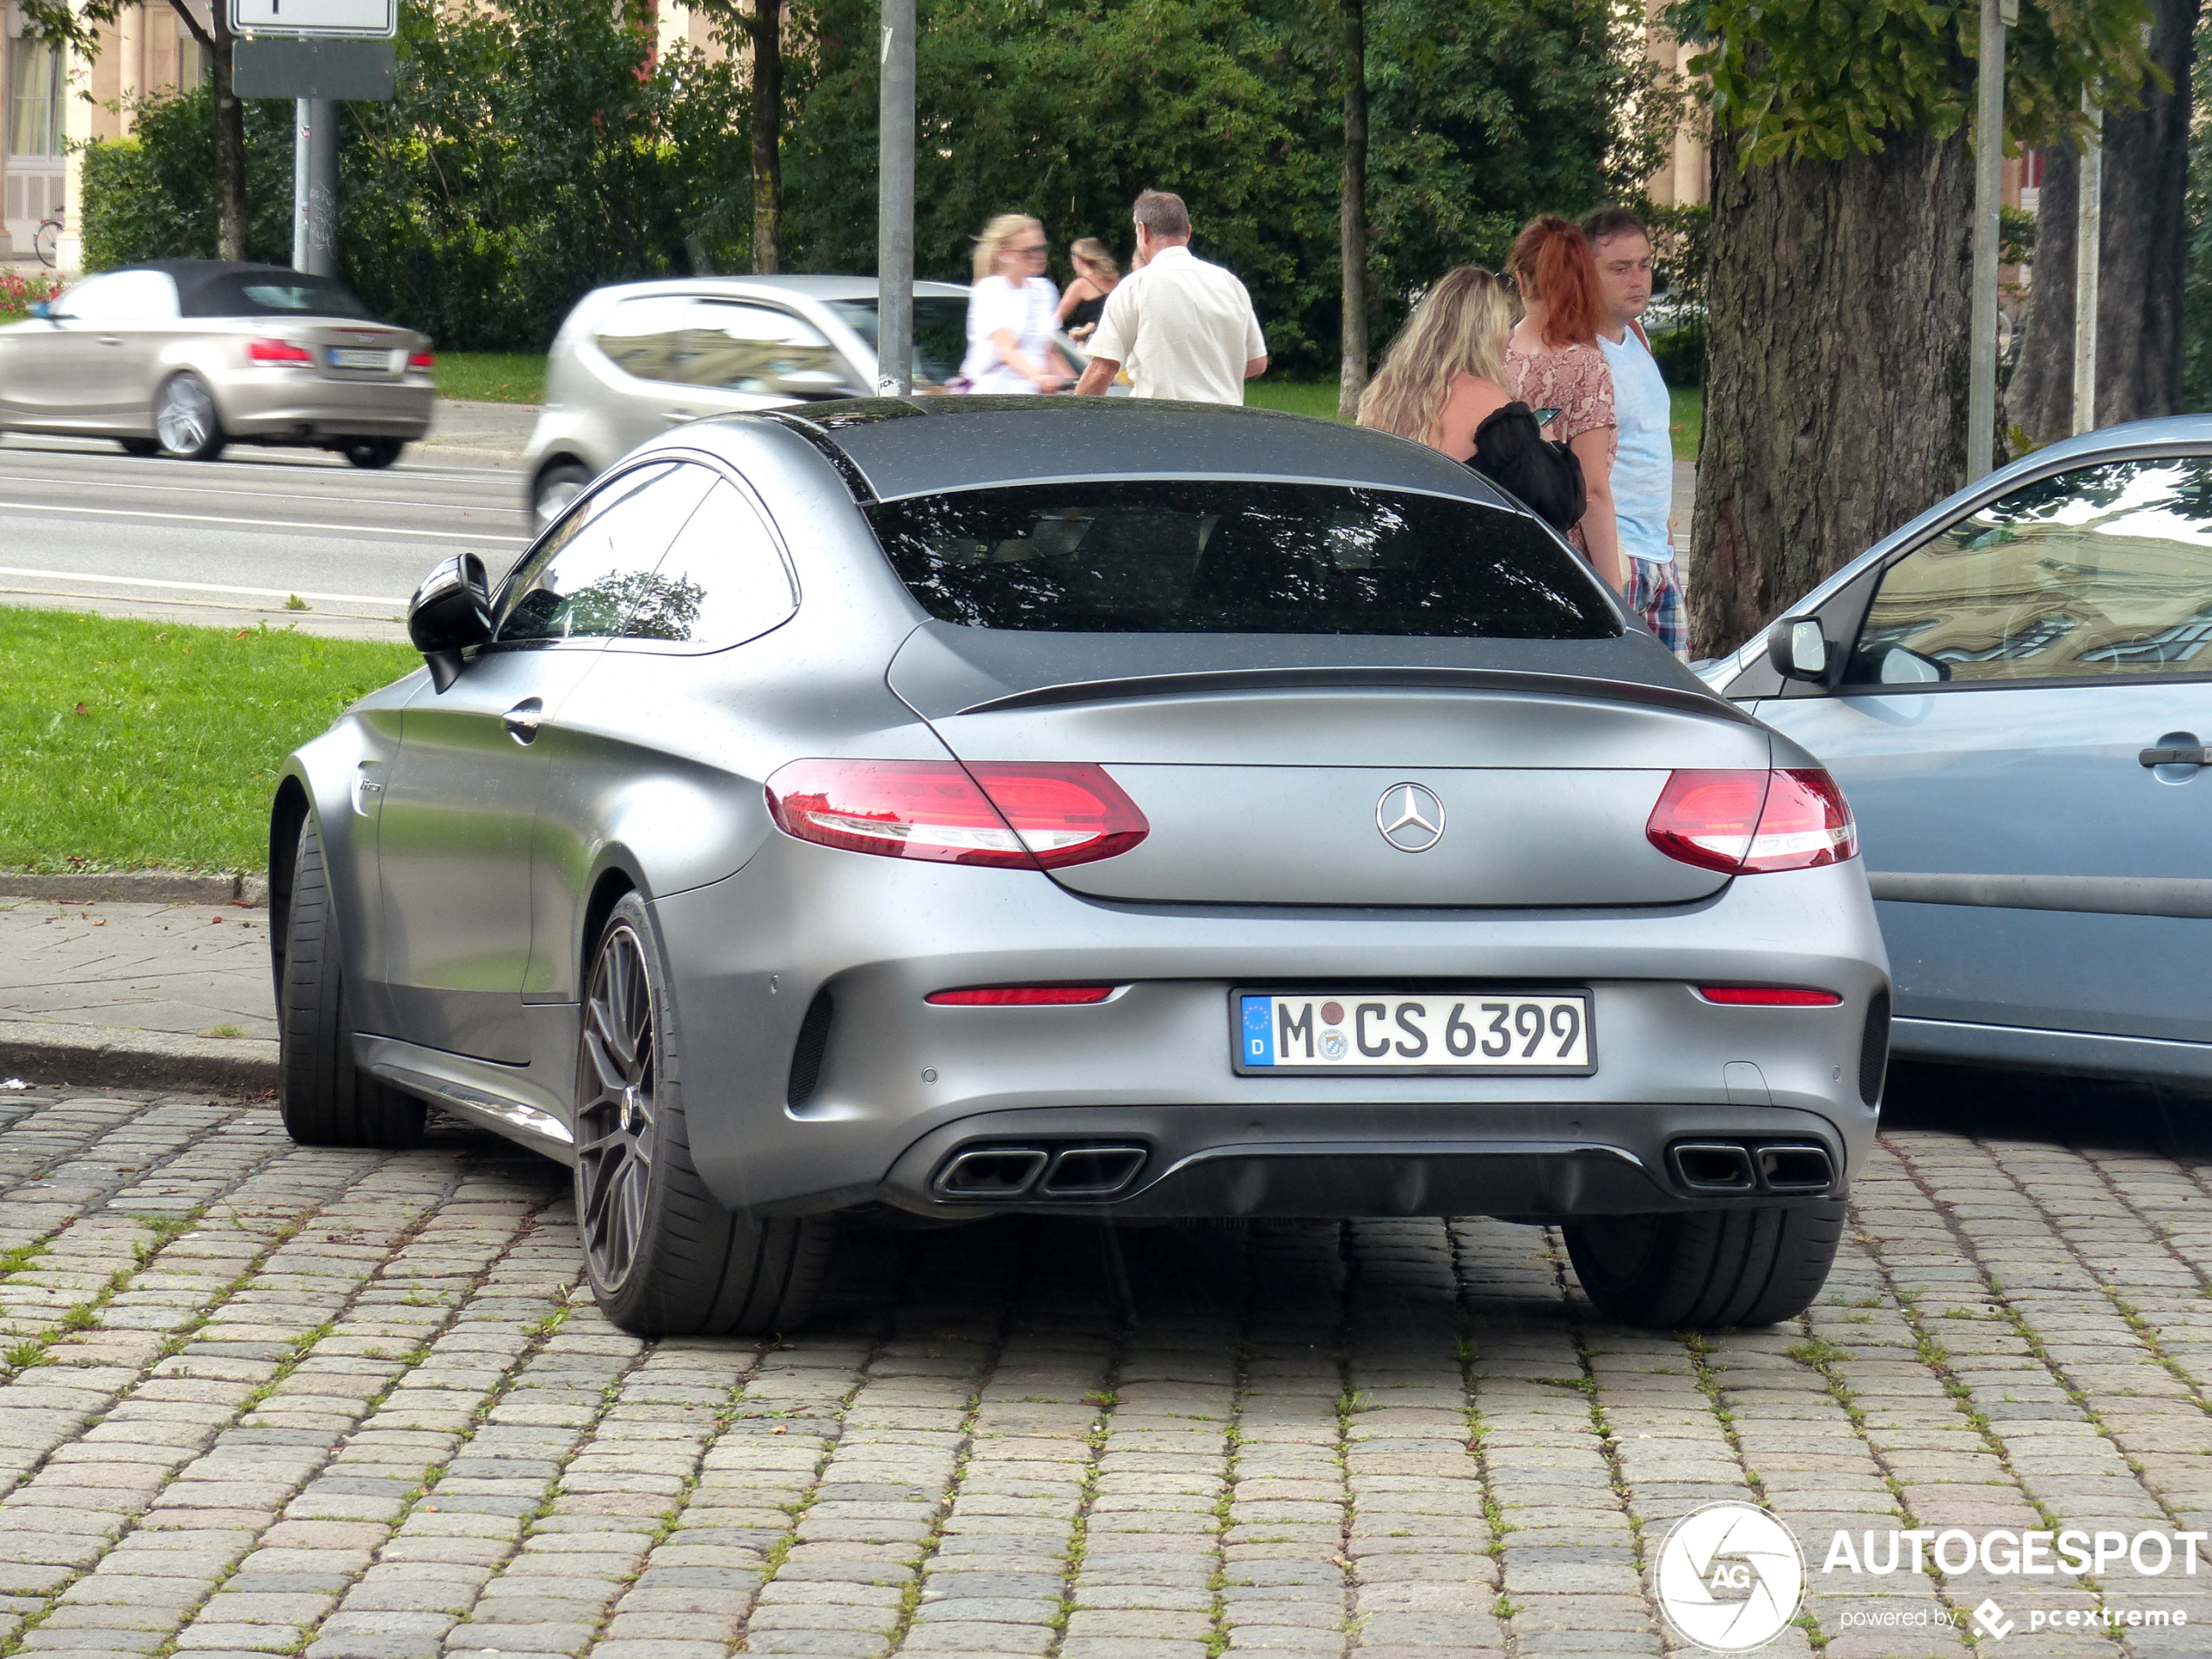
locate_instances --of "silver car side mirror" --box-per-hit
[408,553,492,692]
[1766,617,1828,681]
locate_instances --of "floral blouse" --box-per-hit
[1506,338,1615,553]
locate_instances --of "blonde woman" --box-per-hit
[1056,237,1121,343]
[1356,266,1516,462]
[960,213,1072,395]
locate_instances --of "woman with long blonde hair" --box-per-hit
[959,212,1072,394]
[1356,266,1515,462]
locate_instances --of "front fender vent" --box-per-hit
[786,989,834,1109]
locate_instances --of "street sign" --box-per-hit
[234,37,395,98]
[228,0,395,40]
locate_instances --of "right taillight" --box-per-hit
[1646,767,1857,875]
[764,759,1148,869]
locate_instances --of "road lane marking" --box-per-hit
[0,469,519,516]
[0,566,406,605]
[0,585,401,620]
[0,498,526,541]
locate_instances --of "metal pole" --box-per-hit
[292,98,311,271]
[1966,0,2010,479]
[305,97,338,278]
[875,0,915,397]
[2072,99,2104,435]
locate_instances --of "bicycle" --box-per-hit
[33,212,62,269]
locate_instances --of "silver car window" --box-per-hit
[493,462,715,644]
[613,478,798,652]
[594,295,693,384]
[1848,455,2212,686]
[678,301,852,399]
[58,269,179,321]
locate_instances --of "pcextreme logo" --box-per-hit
[1655,1501,1805,1651]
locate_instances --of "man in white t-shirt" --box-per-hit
[1583,207,1686,658]
[1074,191,1267,404]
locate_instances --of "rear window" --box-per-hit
[865,480,1617,637]
[182,273,376,320]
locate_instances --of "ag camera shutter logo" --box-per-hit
[1656,1501,1805,1651]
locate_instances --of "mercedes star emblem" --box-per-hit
[1376,782,1446,853]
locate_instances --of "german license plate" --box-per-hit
[1235,990,1593,1075]
[327,347,388,369]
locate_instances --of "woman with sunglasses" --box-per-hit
[959,214,1073,395]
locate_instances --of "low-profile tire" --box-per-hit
[154,372,225,462]
[277,813,426,1149]
[118,436,159,456]
[573,892,833,1337]
[531,460,592,532]
[1562,1200,1844,1329]
[340,436,404,469]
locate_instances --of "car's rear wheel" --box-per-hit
[118,436,158,457]
[1562,1201,1844,1329]
[341,436,404,469]
[278,814,427,1149]
[154,372,225,462]
[531,460,591,532]
[573,892,833,1337]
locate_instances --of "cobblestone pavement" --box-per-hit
[5,1073,2212,1659]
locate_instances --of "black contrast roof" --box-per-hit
[126,260,376,320]
[757,395,1516,506]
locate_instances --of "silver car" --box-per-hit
[522,275,975,529]
[1701,415,2212,1088]
[0,260,433,467]
[273,398,1887,1338]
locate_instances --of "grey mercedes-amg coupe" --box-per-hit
[270,397,1888,1338]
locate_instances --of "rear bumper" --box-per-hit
[869,1099,1850,1221]
[213,371,434,439]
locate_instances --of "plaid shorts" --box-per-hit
[1624,556,1688,657]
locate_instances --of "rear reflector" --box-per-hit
[1645,768,1857,875]
[926,986,1115,1006]
[764,759,1148,869]
[1698,987,1844,1007]
[408,350,435,369]
[247,338,314,365]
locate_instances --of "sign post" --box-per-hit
[876,0,914,397]
[229,0,396,280]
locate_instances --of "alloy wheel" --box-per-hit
[157,378,214,455]
[575,921,658,1292]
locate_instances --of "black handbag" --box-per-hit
[1470,401,1586,535]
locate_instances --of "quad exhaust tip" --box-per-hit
[1669,1139,1834,1196]
[933,1143,1149,1201]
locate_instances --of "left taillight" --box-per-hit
[246,337,314,365]
[1645,767,1857,875]
[408,350,435,370]
[764,759,1148,869]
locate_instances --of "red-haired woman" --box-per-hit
[1506,216,1625,593]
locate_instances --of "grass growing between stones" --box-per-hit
[0,607,418,873]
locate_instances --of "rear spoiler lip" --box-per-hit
[954,664,1761,725]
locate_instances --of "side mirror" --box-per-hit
[28,300,53,320]
[1765,617,1828,681]
[408,553,492,692]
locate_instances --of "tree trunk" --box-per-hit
[1689,125,1973,654]
[211,10,247,260]
[2006,0,2197,442]
[748,0,782,274]
[1335,0,1367,421]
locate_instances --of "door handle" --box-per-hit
[660,408,701,424]
[97,335,123,347]
[2140,747,2212,767]
[502,698,544,744]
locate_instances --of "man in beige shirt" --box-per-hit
[1074,190,1268,404]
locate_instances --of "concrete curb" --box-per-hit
[0,1022,279,1093]
[0,872,269,907]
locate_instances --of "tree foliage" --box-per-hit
[1670,0,2157,164]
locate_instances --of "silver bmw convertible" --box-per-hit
[271,397,1888,1337]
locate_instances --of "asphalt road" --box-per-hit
[0,408,539,642]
